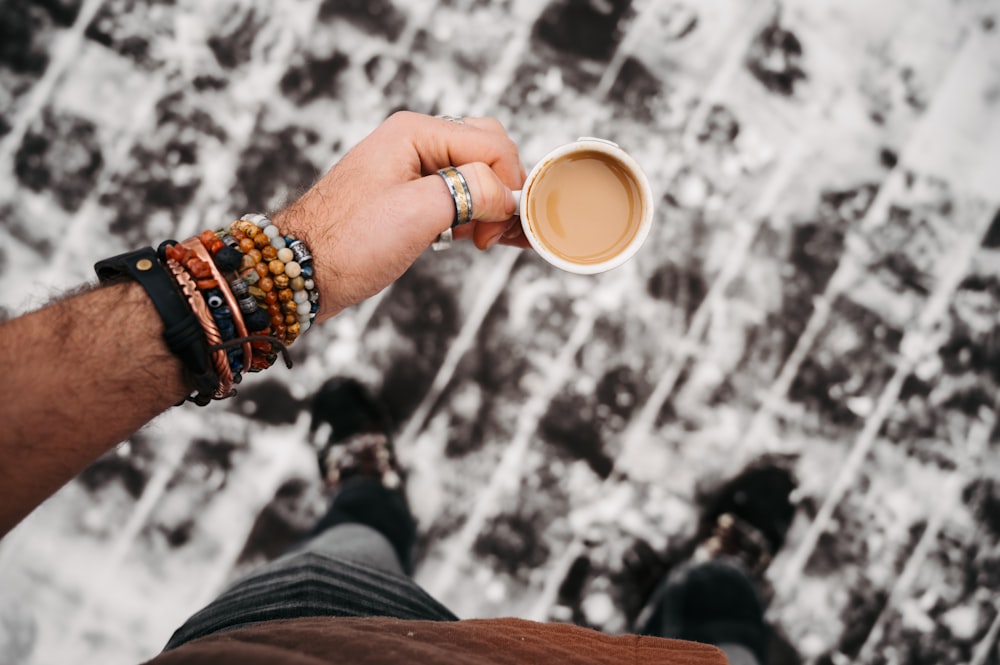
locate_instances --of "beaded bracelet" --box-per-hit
[94,232,301,405]
[197,229,279,372]
[224,214,319,347]
[165,256,235,400]
[238,213,318,334]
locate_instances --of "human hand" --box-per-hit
[273,111,528,322]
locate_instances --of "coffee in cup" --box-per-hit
[516,138,653,275]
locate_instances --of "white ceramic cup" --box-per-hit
[514,137,654,275]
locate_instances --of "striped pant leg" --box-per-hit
[164,523,456,650]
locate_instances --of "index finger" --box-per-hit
[384,112,525,191]
[460,117,528,184]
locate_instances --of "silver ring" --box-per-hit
[437,166,473,227]
[432,227,453,251]
[437,115,465,124]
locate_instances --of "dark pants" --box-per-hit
[165,479,762,664]
[164,478,455,650]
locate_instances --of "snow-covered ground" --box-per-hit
[1,1,999,663]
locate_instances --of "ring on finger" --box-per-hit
[437,114,465,124]
[437,166,474,228]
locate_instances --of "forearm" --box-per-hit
[0,282,188,535]
[0,112,525,538]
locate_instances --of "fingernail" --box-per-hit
[502,222,523,240]
[504,188,516,215]
[488,219,518,248]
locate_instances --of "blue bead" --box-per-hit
[301,264,315,279]
[311,302,319,313]
[215,318,235,338]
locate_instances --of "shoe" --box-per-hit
[320,432,401,491]
[310,376,393,443]
[309,377,400,490]
[696,512,775,577]
[307,378,415,573]
[693,458,797,577]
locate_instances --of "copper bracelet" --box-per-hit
[166,257,235,399]
[181,237,252,373]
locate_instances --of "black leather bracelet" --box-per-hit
[95,247,218,402]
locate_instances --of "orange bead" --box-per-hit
[197,278,219,290]
[268,260,285,275]
[275,324,287,338]
[210,239,225,254]
[251,340,272,353]
[248,249,263,263]
[274,274,289,289]
[278,288,293,303]
[239,238,255,253]
[264,291,279,305]
[268,303,282,316]
[283,300,298,313]
[254,262,270,278]
[287,322,301,337]
[259,277,274,292]
[254,233,270,248]
[245,225,260,238]
[165,244,184,263]
[251,355,272,371]
[232,230,246,241]
[270,314,284,328]
[187,258,212,279]
[261,246,278,261]
[285,313,297,325]
[200,230,217,247]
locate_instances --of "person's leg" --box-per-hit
[164,477,456,650]
[307,463,416,574]
[637,558,767,665]
[636,459,798,664]
[165,378,456,651]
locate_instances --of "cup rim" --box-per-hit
[519,138,654,275]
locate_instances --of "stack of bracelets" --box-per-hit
[94,214,319,406]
